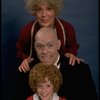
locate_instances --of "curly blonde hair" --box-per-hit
[25,0,64,15]
[29,63,62,93]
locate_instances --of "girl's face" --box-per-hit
[35,2,55,28]
[37,78,54,100]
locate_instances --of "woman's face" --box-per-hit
[35,2,56,27]
[37,78,54,100]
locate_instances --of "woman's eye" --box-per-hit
[47,7,53,11]
[36,8,41,12]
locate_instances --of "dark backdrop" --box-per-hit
[1,0,99,100]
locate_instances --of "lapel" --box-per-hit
[59,55,69,70]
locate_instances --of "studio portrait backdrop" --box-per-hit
[1,0,99,100]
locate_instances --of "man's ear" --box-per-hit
[57,40,61,50]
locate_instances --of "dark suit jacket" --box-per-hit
[57,55,98,100]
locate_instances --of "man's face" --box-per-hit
[34,31,60,65]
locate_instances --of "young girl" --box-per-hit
[26,63,67,100]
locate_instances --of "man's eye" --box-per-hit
[48,44,53,48]
[35,44,42,48]
[37,45,42,48]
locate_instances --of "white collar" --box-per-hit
[54,54,60,69]
[33,92,59,100]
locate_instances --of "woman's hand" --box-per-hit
[18,57,34,73]
[65,53,84,66]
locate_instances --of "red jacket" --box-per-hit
[16,18,79,60]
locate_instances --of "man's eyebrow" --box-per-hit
[35,42,43,45]
[47,42,54,45]
[35,41,55,46]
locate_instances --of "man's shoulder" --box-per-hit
[60,55,69,64]
[60,55,90,70]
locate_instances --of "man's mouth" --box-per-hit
[41,56,52,63]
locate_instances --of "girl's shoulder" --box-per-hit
[59,97,67,100]
[26,95,33,100]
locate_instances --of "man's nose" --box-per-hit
[42,46,48,53]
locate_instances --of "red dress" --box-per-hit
[26,95,67,100]
[16,18,79,60]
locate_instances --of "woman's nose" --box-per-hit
[41,10,47,16]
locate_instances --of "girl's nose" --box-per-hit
[41,86,46,92]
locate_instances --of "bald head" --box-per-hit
[35,27,58,41]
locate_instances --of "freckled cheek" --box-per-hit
[37,90,43,95]
[48,89,54,95]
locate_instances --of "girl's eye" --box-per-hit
[47,85,51,87]
[38,85,42,88]
[37,84,43,89]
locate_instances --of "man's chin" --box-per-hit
[42,61,52,65]
[43,63,51,65]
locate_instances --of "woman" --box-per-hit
[26,63,66,100]
[17,0,83,73]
